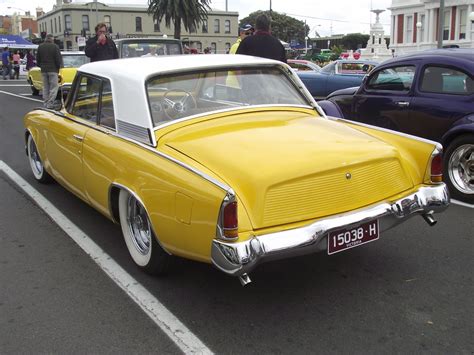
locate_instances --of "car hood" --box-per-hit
[326,86,359,99]
[160,109,413,229]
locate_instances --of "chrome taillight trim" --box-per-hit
[216,189,238,241]
[429,146,444,183]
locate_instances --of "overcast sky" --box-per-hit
[5,0,393,37]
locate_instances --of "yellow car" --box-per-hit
[23,55,449,285]
[27,51,89,96]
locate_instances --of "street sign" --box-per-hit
[77,36,86,47]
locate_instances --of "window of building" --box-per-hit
[225,42,231,53]
[214,19,220,33]
[420,66,473,95]
[82,15,89,31]
[104,15,111,31]
[58,16,61,33]
[419,14,425,42]
[211,42,216,53]
[202,20,208,33]
[65,15,72,31]
[196,42,202,52]
[224,20,231,33]
[459,8,467,39]
[153,15,160,32]
[136,17,142,32]
[66,41,72,50]
[443,10,450,40]
[54,18,57,33]
[50,20,53,33]
[405,15,413,43]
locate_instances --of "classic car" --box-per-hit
[319,48,474,203]
[23,55,449,285]
[114,37,183,58]
[296,59,378,100]
[288,59,321,72]
[27,51,89,96]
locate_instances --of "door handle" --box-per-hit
[73,134,84,142]
[396,101,410,107]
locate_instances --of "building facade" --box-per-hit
[37,1,239,53]
[389,0,474,54]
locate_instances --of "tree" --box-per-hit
[147,0,210,39]
[341,33,370,50]
[239,10,309,45]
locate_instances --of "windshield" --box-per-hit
[146,67,311,127]
[62,54,89,68]
[121,42,182,57]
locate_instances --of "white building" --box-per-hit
[389,0,474,54]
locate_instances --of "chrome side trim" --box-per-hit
[211,184,449,277]
[336,117,443,149]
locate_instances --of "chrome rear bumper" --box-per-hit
[211,184,449,278]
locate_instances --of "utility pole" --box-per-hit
[437,0,444,48]
[269,0,272,20]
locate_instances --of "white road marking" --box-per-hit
[0,84,29,87]
[0,90,42,103]
[0,161,213,355]
[451,199,474,209]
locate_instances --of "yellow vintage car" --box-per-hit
[27,51,89,96]
[23,55,449,285]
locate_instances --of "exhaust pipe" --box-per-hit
[238,273,252,286]
[422,213,437,226]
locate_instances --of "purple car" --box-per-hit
[318,49,474,203]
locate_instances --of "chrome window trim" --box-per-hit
[152,104,318,131]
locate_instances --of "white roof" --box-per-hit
[78,55,286,144]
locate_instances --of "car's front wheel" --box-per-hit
[28,78,39,96]
[444,134,474,204]
[118,189,170,275]
[27,134,52,184]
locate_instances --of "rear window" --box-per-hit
[420,66,473,95]
[121,42,182,57]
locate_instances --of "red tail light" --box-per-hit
[223,201,238,238]
[431,151,443,183]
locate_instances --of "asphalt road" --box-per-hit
[0,80,473,354]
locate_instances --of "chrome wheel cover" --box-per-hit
[28,137,44,177]
[448,143,474,195]
[126,196,152,255]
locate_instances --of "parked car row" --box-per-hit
[318,49,474,203]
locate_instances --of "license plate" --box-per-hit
[327,220,379,255]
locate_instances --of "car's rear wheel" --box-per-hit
[27,134,52,184]
[444,134,474,204]
[118,189,170,275]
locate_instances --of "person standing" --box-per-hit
[36,34,63,109]
[12,50,21,79]
[2,47,10,80]
[229,24,253,54]
[25,49,35,70]
[85,23,118,62]
[236,14,286,63]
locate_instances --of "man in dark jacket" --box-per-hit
[85,22,119,62]
[236,14,286,63]
[36,34,63,109]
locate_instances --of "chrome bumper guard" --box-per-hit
[211,184,449,277]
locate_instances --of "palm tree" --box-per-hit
[148,0,211,39]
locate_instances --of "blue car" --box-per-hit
[296,59,378,100]
[318,49,474,203]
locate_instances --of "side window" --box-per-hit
[420,66,473,95]
[366,65,415,91]
[99,80,116,129]
[71,75,101,122]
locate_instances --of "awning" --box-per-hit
[0,35,38,49]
